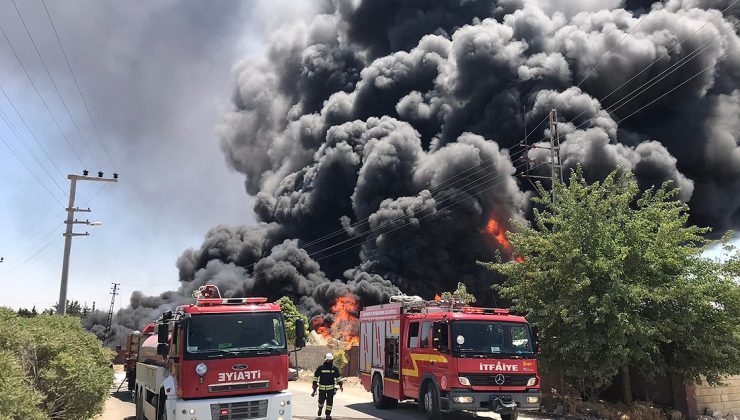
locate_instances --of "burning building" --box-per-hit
[90,0,740,344]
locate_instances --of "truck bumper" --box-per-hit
[166,391,293,420]
[442,389,541,413]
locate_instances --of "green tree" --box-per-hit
[441,282,476,304]
[0,308,114,419]
[50,300,84,318]
[276,296,308,344]
[482,168,740,398]
[17,306,39,318]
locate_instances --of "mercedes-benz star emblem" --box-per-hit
[232,364,248,371]
[494,374,505,385]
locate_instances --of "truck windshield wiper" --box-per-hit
[201,349,241,358]
[232,346,281,355]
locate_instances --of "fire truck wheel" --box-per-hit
[500,413,518,420]
[134,387,143,420]
[421,382,442,420]
[371,374,397,409]
[157,392,167,420]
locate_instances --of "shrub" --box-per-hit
[0,309,114,420]
[0,350,46,420]
[333,348,348,372]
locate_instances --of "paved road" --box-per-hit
[97,376,547,420]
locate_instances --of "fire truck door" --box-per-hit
[401,321,421,398]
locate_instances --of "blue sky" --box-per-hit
[0,0,313,310]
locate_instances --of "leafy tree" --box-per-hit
[441,282,476,304]
[50,300,84,318]
[17,306,39,318]
[482,168,740,398]
[276,296,308,344]
[0,308,114,419]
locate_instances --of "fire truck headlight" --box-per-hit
[195,363,207,376]
[527,396,540,404]
[452,396,474,404]
[458,377,471,386]
[526,377,537,387]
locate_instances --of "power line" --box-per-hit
[0,20,85,166]
[618,50,733,124]
[0,95,69,198]
[9,0,101,168]
[296,137,539,253]
[41,0,117,171]
[0,133,64,206]
[575,7,651,88]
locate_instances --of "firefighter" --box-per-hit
[311,352,343,419]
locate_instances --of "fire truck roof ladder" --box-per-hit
[388,294,511,315]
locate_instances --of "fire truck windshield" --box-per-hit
[451,321,533,358]
[185,312,287,359]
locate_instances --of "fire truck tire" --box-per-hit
[371,374,397,409]
[500,413,518,420]
[421,381,442,420]
[157,392,167,420]
[134,386,143,420]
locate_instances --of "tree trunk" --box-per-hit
[621,367,633,405]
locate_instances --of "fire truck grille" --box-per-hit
[463,373,535,387]
[208,381,270,393]
[210,399,268,419]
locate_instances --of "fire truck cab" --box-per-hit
[133,285,305,420]
[359,296,540,420]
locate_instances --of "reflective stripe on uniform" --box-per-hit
[318,384,335,390]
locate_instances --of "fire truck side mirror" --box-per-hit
[157,343,169,356]
[532,326,540,353]
[294,318,306,348]
[157,322,169,344]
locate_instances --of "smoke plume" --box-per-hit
[95,0,740,344]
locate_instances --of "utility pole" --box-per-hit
[57,170,118,315]
[104,282,119,345]
[521,108,563,205]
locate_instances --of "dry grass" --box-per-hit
[540,388,669,419]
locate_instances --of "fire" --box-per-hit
[482,217,524,263]
[434,294,441,301]
[311,295,360,349]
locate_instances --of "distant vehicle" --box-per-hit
[127,284,306,420]
[123,323,154,391]
[359,296,541,420]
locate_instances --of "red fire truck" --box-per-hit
[359,296,541,420]
[132,285,305,420]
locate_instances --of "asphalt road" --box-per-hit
[97,375,547,420]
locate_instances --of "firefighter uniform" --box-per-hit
[312,353,343,419]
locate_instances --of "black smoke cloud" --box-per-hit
[97,0,739,344]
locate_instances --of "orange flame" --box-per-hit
[434,294,441,301]
[483,217,524,263]
[311,295,360,349]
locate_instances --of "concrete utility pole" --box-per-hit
[57,170,117,315]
